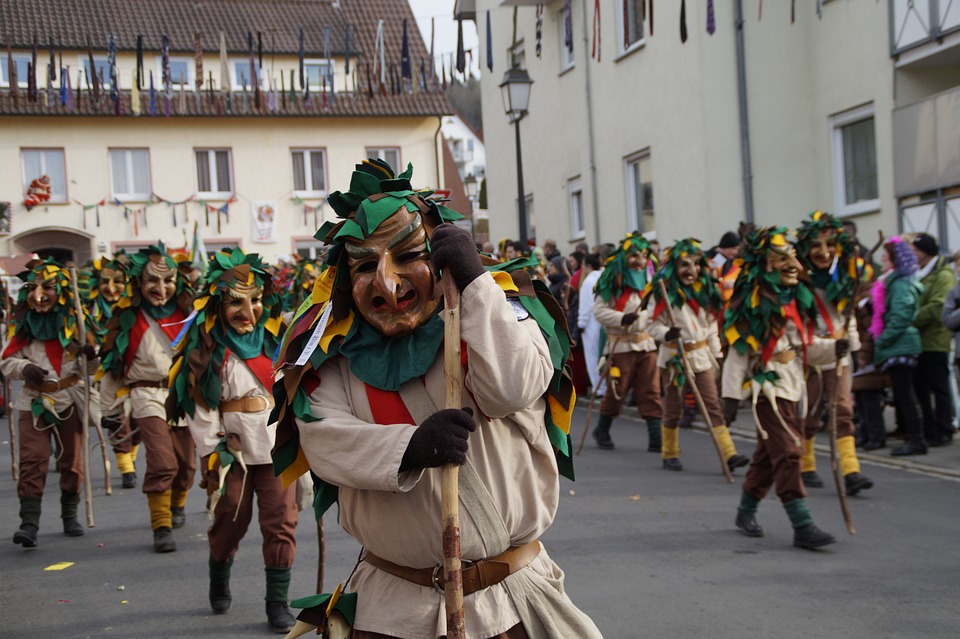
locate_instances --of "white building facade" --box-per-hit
[471,0,960,251]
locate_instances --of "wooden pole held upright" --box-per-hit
[658,280,734,483]
[69,267,95,526]
[441,275,465,639]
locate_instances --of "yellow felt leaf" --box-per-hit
[63,322,75,341]
[208,452,220,471]
[491,271,519,293]
[168,357,183,387]
[312,267,336,304]
[750,286,760,308]
[547,392,573,435]
[204,311,216,334]
[264,315,283,337]
[320,310,355,352]
[770,234,787,247]
[724,325,740,346]
[194,296,210,312]
[279,446,311,489]
[746,335,759,351]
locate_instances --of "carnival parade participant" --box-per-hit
[591,232,663,452]
[98,243,196,553]
[795,212,873,495]
[3,259,98,547]
[271,159,600,638]
[723,227,845,550]
[87,252,140,489]
[648,239,750,472]
[167,249,297,632]
[280,258,320,324]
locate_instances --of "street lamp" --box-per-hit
[499,67,533,248]
[463,173,478,240]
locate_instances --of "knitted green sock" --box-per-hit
[647,419,662,447]
[738,492,760,516]
[783,498,815,530]
[209,557,233,584]
[265,566,291,603]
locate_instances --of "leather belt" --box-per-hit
[665,339,708,352]
[363,539,541,595]
[619,332,651,343]
[129,380,168,389]
[220,396,274,413]
[770,350,797,364]
[27,375,80,393]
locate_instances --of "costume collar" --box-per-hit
[216,324,265,360]
[143,298,178,320]
[339,313,444,391]
[25,310,63,342]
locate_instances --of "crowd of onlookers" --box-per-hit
[486,223,960,455]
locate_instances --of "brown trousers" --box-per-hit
[133,416,195,494]
[206,463,297,568]
[804,367,855,439]
[663,368,724,429]
[17,409,83,499]
[600,350,663,420]
[111,417,141,454]
[742,398,807,504]
[353,624,528,639]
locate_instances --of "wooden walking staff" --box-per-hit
[68,268,95,525]
[441,275,466,639]
[3,289,17,480]
[826,288,859,535]
[68,269,111,497]
[658,280,734,483]
[576,335,622,455]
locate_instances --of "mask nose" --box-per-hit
[373,252,402,308]
[31,284,45,306]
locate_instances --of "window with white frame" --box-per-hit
[168,58,192,88]
[109,149,152,201]
[831,104,879,216]
[1,54,31,88]
[232,60,262,91]
[292,149,327,197]
[79,55,110,87]
[195,149,233,197]
[617,0,646,54]
[294,238,328,260]
[366,147,401,171]
[569,177,585,239]
[559,5,575,71]
[304,59,335,90]
[625,150,654,233]
[21,148,67,202]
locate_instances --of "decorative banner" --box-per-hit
[251,201,278,243]
[0,202,11,236]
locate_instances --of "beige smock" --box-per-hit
[297,274,601,639]
[593,289,657,353]
[647,302,724,373]
[1,340,96,414]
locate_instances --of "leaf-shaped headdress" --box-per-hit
[98,242,194,379]
[723,226,817,357]
[282,258,321,312]
[593,231,658,303]
[87,251,130,321]
[167,249,282,421]
[795,210,859,309]
[651,238,722,316]
[8,257,93,346]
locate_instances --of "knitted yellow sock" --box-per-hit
[171,490,188,510]
[801,437,817,473]
[147,490,172,530]
[115,451,135,475]
[713,425,738,461]
[837,436,861,476]
[661,426,680,460]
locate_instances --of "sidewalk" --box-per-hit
[577,398,960,481]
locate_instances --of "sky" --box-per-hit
[408,0,481,78]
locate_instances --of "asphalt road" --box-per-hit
[0,405,958,638]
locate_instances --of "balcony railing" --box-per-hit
[890,0,960,55]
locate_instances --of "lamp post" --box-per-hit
[463,173,478,240]
[499,67,533,248]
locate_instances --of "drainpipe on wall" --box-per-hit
[579,0,601,244]
[434,115,444,189]
[734,0,755,225]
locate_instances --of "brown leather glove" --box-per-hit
[22,364,48,387]
[664,327,681,343]
[78,343,97,360]
[430,224,485,293]
[835,338,850,359]
[400,408,477,472]
[621,312,639,326]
